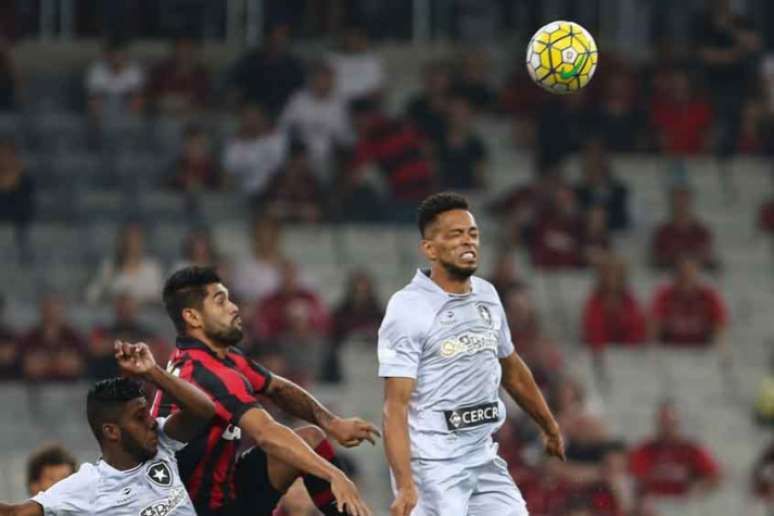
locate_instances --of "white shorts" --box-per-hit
[399,454,528,516]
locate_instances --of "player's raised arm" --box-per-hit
[499,351,565,461]
[383,377,418,516]
[263,373,380,447]
[114,340,215,442]
[0,502,43,516]
[237,407,372,516]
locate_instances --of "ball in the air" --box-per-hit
[526,20,598,94]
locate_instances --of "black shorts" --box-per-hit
[221,446,283,516]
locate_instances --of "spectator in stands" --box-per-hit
[574,139,631,231]
[0,294,19,380]
[629,400,721,497]
[170,227,223,275]
[87,291,167,379]
[736,100,765,154]
[650,257,728,349]
[348,98,435,221]
[529,185,585,269]
[0,36,19,111]
[229,23,304,115]
[85,37,145,120]
[580,205,611,267]
[436,92,487,190]
[406,61,452,146]
[650,186,716,270]
[694,0,761,158]
[231,216,284,303]
[26,444,77,495]
[554,378,613,465]
[583,255,647,353]
[167,124,220,191]
[274,300,327,386]
[85,221,164,306]
[327,23,384,103]
[251,259,329,343]
[279,61,353,181]
[588,68,646,152]
[259,139,325,224]
[488,251,523,300]
[146,37,210,117]
[20,293,87,382]
[323,269,383,383]
[756,192,774,237]
[452,49,496,112]
[0,138,34,262]
[649,68,713,155]
[223,103,287,198]
[751,440,774,501]
[536,92,590,166]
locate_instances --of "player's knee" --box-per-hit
[294,425,326,448]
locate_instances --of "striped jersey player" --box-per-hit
[380,193,566,516]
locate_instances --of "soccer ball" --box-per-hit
[526,20,598,94]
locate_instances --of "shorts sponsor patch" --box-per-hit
[443,402,499,431]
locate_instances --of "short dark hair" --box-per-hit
[417,192,470,237]
[26,444,77,488]
[163,266,222,333]
[86,378,145,443]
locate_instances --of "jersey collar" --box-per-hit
[176,336,227,358]
[413,268,477,298]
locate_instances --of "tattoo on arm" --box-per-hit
[269,377,335,428]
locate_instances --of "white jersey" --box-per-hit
[378,270,514,461]
[32,417,196,516]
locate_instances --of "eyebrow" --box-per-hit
[213,291,226,301]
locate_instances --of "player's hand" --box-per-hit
[114,340,156,376]
[390,484,418,516]
[542,430,566,461]
[329,471,372,516]
[327,417,381,448]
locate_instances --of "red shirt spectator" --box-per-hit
[651,187,716,270]
[0,295,19,381]
[583,257,646,351]
[651,258,727,346]
[260,141,324,224]
[629,402,721,497]
[168,125,219,191]
[21,295,87,382]
[530,186,584,269]
[757,199,774,234]
[650,70,712,155]
[147,38,210,116]
[751,441,774,499]
[251,260,329,342]
[350,101,435,201]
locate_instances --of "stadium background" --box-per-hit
[0,0,773,515]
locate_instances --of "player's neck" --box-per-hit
[188,331,229,358]
[102,448,142,471]
[429,267,472,295]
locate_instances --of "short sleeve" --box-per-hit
[378,295,426,379]
[186,359,260,425]
[32,465,95,515]
[228,348,273,394]
[496,303,515,359]
[157,416,187,453]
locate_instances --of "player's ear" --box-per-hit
[420,238,437,261]
[102,422,121,443]
[182,307,203,329]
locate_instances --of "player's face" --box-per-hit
[118,398,159,462]
[423,209,480,279]
[201,283,243,346]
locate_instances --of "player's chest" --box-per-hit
[422,302,501,363]
[96,459,189,515]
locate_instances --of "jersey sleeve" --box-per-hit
[378,294,426,379]
[32,465,96,515]
[496,302,515,358]
[157,416,187,453]
[228,348,273,394]
[183,358,261,425]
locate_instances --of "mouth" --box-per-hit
[459,250,477,261]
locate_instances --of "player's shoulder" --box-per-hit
[385,282,438,316]
[472,276,500,302]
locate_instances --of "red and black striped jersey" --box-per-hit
[151,336,272,514]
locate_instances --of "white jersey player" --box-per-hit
[380,193,565,516]
[0,341,215,516]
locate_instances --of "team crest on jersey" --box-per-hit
[146,461,172,487]
[477,304,492,327]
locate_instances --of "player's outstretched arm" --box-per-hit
[0,501,43,516]
[264,374,380,448]
[383,377,418,516]
[115,340,215,442]
[499,351,566,461]
[238,407,372,516]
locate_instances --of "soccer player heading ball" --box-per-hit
[380,192,565,516]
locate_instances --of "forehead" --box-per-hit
[124,397,147,415]
[205,283,229,298]
[433,209,477,231]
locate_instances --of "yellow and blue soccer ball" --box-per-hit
[526,20,598,94]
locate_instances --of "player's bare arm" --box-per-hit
[383,377,418,516]
[264,373,380,447]
[0,501,43,516]
[115,340,215,442]
[499,351,566,461]
[237,406,371,516]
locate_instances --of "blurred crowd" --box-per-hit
[1,0,774,514]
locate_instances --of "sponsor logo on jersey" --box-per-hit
[139,486,187,516]
[443,402,499,431]
[439,331,499,358]
[439,310,456,325]
[146,461,172,487]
